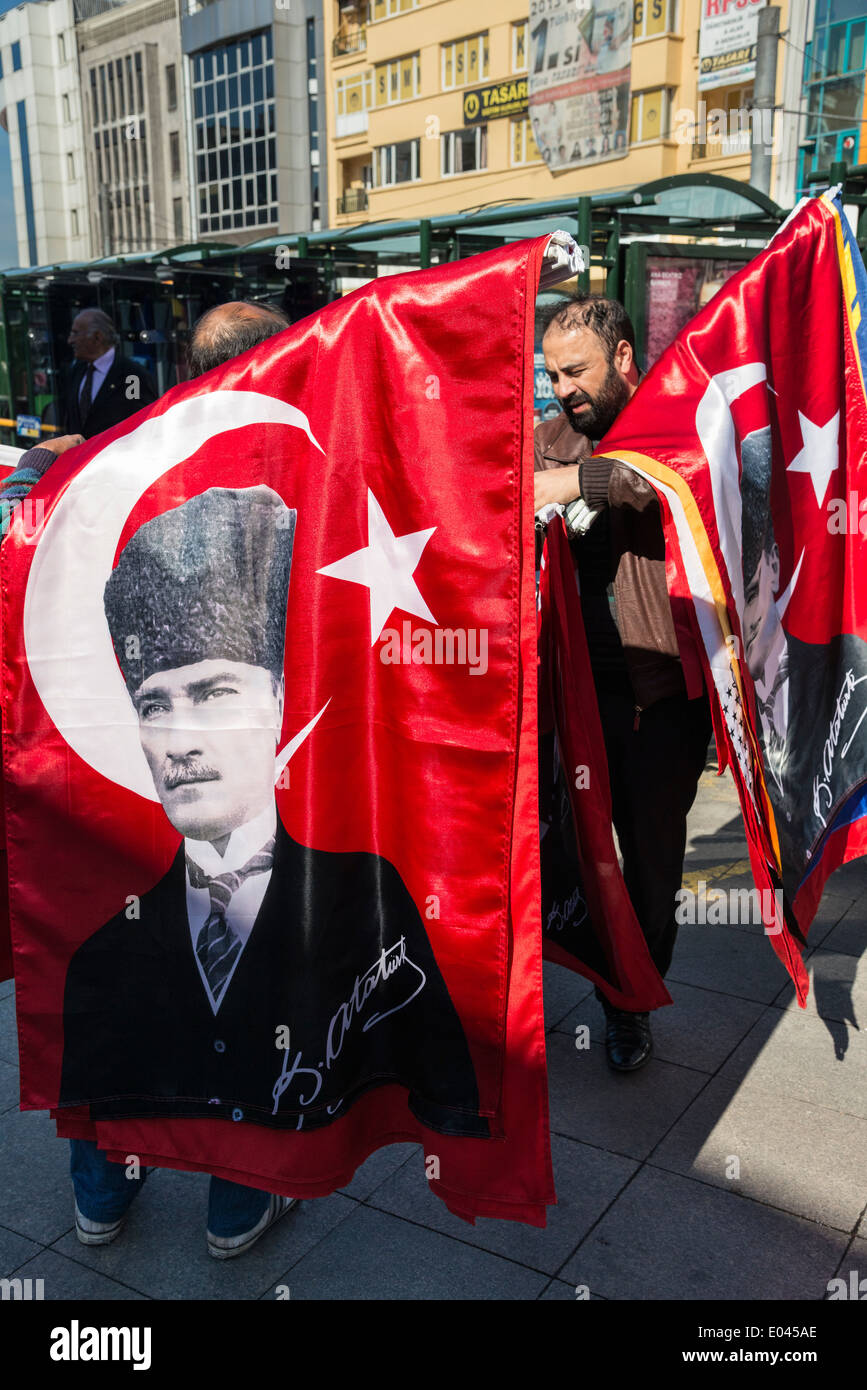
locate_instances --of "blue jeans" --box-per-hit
[69,1140,271,1238]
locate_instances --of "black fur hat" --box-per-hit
[740,426,775,584]
[104,486,295,692]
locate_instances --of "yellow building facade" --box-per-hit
[324,0,793,229]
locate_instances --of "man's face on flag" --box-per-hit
[742,542,780,681]
[132,659,284,843]
[543,321,631,439]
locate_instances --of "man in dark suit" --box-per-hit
[60,486,484,1247]
[64,309,158,439]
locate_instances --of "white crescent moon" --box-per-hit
[23,390,324,801]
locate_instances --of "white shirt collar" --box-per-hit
[90,346,116,376]
[185,801,277,876]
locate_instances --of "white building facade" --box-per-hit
[0,0,89,267]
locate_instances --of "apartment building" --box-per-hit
[323,0,807,229]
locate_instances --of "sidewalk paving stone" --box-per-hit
[0,1058,19,1116]
[555,980,764,1075]
[560,1166,848,1301]
[365,1133,638,1275]
[540,1279,606,1299]
[650,1073,867,1231]
[0,1222,41,1277]
[546,1031,707,1159]
[819,900,867,957]
[772,948,866,1027]
[719,1007,867,1116]
[51,1166,359,1301]
[0,1109,77,1245]
[275,1204,550,1300]
[0,993,19,1067]
[832,1236,867,1296]
[338,1142,418,1201]
[12,1248,148,1300]
[667,922,801,1002]
[544,960,593,1030]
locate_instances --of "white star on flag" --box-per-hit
[317,488,437,644]
[786,410,840,507]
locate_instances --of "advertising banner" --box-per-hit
[528,0,632,172]
[698,0,766,91]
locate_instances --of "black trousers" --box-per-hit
[596,685,713,983]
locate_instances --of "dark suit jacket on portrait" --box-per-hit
[59,817,486,1136]
[63,354,158,439]
[760,629,867,901]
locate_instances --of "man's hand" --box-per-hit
[534,463,583,514]
[40,434,84,456]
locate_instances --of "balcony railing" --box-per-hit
[337,188,369,214]
[333,26,366,56]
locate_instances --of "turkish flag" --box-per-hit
[596,192,867,1002]
[1,238,558,1224]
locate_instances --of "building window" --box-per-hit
[800,9,866,192]
[510,115,540,165]
[441,125,487,176]
[71,208,79,237]
[633,0,676,40]
[12,41,22,72]
[59,33,66,64]
[67,151,75,178]
[166,63,178,111]
[191,29,278,233]
[170,129,181,178]
[373,52,419,106]
[90,51,150,253]
[630,87,670,143]
[373,137,419,186]
[173,196,183,238]
[690,84,755,158]
[512,20,528,73]
[336,69,372,133]
[371,0,418,19]
[62,93,71,123]
[307,15,320,227]
[441,33,489,91]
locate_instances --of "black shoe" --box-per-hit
[601,1005,653,1072]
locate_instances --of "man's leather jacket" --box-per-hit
[534,410,690,711]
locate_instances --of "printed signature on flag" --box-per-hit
[270,937,427,1116]
[813,669,867,825]
[546,886,587,935]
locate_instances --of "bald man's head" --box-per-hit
[187,300,290,377]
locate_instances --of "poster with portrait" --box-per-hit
[528,0,632,173]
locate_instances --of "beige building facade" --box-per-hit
[324,0,799,230]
